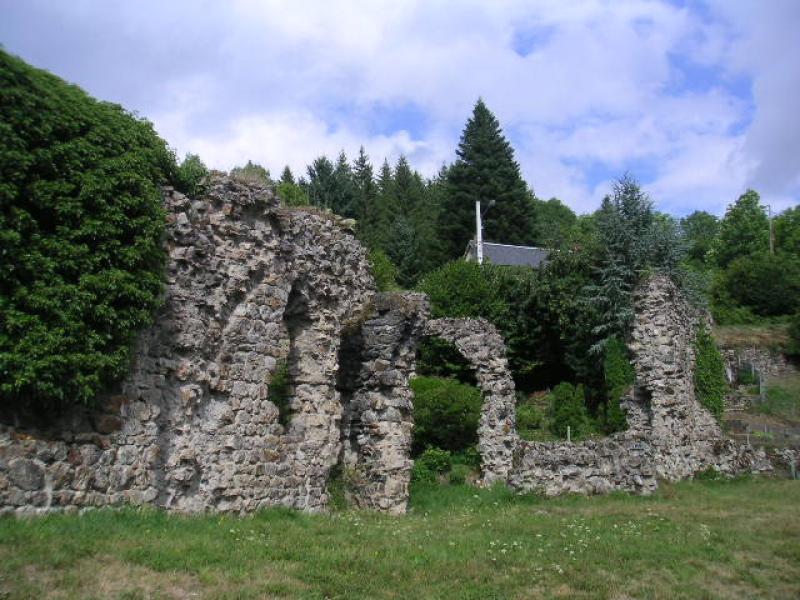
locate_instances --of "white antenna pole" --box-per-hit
[476,200,483,265]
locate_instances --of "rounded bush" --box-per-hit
[410,376,482,455]
[0,50,175,411]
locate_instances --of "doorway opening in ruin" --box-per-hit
[411,337,482,482]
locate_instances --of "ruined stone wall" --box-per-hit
[1,175,376,515]
[422,319,517,484]
[509,275,770,496]
[0,180,775,515]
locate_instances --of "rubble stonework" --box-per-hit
[422,319,517,484]
[0,178,773,516]
[1,175,378,515]
[338,293,430,514]
[509,275,770,496]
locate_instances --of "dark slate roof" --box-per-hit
[465,241,550,268]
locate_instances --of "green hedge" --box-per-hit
[0,50,175,411]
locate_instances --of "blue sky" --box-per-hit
[1,0,798,216]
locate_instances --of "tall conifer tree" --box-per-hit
[441,99,535,259]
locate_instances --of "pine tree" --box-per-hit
[441,99,535,259]
[332,150,356,218]
[306,156,336,209]
[352,146,376,224]
[280,165,295,185]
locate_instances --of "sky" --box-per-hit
[1,0,799,216]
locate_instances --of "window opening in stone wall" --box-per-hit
[272,284,311,429]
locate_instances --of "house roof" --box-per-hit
[465,241,550,268]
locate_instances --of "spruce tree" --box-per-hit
[441,99,535,259]
[332,150,356,218]
[352,146,375,225]
[306,156,336,209]
[280,165,295,185]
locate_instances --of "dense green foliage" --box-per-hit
[711,190,769,268]
[515,402,544,440]
[681,210,719,265]
[409,376,482,455]
[173,153,208,197]
[721,252,800,317]
[411,446,453,483]
[693,328,727,422]
[601,336,634,432]
[440,99,536,259]
[0,50,174,410]
[367,249,398,292]
[547,382,594,439]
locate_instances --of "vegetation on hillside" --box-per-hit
[0,49,175,411]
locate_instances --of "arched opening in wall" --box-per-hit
[270,284,312,430]
[412,337,482,483]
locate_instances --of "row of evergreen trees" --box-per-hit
[180,99,579,288]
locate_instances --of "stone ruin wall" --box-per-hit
[1,176,379,515]
[508,276,770,496]
[0,177,773,516]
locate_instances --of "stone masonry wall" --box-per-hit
[0,176,775,515]
[0,175,520,516]
[1,175,377,515]
[509,275,770,496]
[422,318,517,484]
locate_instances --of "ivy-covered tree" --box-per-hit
[0,49,175,411]
[440,99,535,259]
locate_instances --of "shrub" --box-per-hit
[448,463,471,485]
[0,49,174,411]
[693,328,727,422]
[230,160,271,186]
[412,446,453,483]
[277,181,310,207]
[410,377,482,455]
[547,382,594,440]
[173,153,208,197]
[368,249,398,292]
[416,446,452,474]
[516,403,544,440]
[411,461,437,483]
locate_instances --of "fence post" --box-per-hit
[567,425,571,444]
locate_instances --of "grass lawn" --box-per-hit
[1,478,798,599]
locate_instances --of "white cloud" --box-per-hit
[7,0,796,215]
